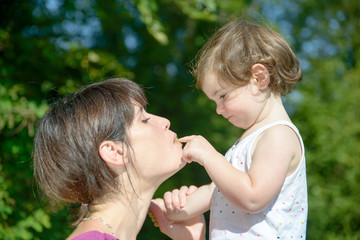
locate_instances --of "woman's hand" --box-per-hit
[149,185,205,240]
[149,198,206,240]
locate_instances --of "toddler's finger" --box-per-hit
[179,135,197,142]
[171,189,181,213]
[181,156,192,164]
[187,185,198,195]
[163,191,174,212]
[179,186,189,207]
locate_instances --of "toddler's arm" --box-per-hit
[180,126,301,213]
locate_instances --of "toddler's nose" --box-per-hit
[216,104,223,115]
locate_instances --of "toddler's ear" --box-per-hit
[99,141,127,166]
[251,64,270,90]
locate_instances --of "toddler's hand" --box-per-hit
[180,135,219,166]
[164,185,197,214]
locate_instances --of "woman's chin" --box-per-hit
[167,158,187,178]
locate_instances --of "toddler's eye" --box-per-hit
[220,94,226,99]
[142,117,150,123]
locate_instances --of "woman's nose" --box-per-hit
[160,116,170,131]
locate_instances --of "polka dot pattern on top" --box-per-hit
[209,121,308,239]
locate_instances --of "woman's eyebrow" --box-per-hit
[135,106,145,118]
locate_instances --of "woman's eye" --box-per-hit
[142,117,150,123]
[220,94,226,99]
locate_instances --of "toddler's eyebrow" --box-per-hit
[207,89,221,100]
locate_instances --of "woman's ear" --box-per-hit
[251,64,270,90]
[99,141,127,166]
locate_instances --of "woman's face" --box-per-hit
[128,105,185,183]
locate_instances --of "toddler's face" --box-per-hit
[202,72,267,130]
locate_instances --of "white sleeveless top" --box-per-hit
[209,121,308,239]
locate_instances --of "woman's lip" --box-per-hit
[173,134,178,143]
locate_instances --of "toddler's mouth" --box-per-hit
[174,137,180,143]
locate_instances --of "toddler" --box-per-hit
[151,20,308,240]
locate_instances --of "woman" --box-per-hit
[33,78,205,240]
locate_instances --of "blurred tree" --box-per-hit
[0,0,359,239]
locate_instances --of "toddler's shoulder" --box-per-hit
[258,123,300,146]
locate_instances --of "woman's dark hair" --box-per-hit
[33,78,147,224]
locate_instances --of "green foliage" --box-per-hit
[172,0,218,21]
[0,0,359,239]
[0,84,48,136]
[0,84,50,239]
[135,0,169,45]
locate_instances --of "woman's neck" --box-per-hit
[69,184,157,240]
[94,187,156,240]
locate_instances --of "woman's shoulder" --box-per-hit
[70,231,119,240]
